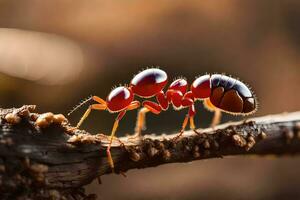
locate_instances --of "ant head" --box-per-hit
[106,86,133,113]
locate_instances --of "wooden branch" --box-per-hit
[1,105,300,199]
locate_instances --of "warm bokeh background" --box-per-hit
[0,1,300,199]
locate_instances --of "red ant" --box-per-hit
[68,68,257,172]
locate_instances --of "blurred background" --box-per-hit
[0,0,300,199]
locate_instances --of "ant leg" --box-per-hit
[188,104,201,135]
[106,101,140,145]
[190,116,202,135]
[133,91,168,137]
[173,104,196,141]
[76,104,107,129]
[125,101,148,141]
[107,110,126,172]
[126,101,140,111]
[132,91,167,138]
[132,100,162,138]
[106,101,140,172]
[203,99,222,127]
[143,100,162,114]
[134,107,149,137]
[211,109,221,127]
[172,114,189,141]
[190,116,196,131]
[74,95,106,129]
[92,96,106,105]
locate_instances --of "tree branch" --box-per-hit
[0,105,300,199]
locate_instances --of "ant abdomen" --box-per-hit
[210,74,256,114]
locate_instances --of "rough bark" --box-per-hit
[0,105,300,199]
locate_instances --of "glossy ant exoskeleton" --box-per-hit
[68,68,257,172]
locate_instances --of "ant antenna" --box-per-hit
[68,95,93,116]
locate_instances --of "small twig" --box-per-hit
[0,105,300,199]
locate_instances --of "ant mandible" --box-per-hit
[68,68,257,172]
